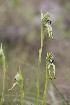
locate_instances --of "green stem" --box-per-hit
[1,53,6,104]
[42,64,49,105]
[19,84,24,105]
[36,12,44,105]
[36,64,40,105]
[18,70,24,105]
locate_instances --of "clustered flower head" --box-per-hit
[46,52,53,64]
[41,10,53,39]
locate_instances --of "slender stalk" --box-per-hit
[42,63,49,105]
[1,54,6,103]
[36,11,44,105]
[18,70,24,105]
[0,44,6,105]
[36,63,40,105]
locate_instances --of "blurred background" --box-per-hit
[0,0,70,105]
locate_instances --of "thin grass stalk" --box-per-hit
[36,64,40,105]
[1,54,6,103]
[36,11,44,105]
[16,69,24,105]
[19,82,24,105]
[19,71,24,105]
[0,44,6,105]
[42,57,49,105]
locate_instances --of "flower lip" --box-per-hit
[15,72,19,81]
[47,20,52,24]
[49,59,54,64]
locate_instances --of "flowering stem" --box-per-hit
[0,44,6,105]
